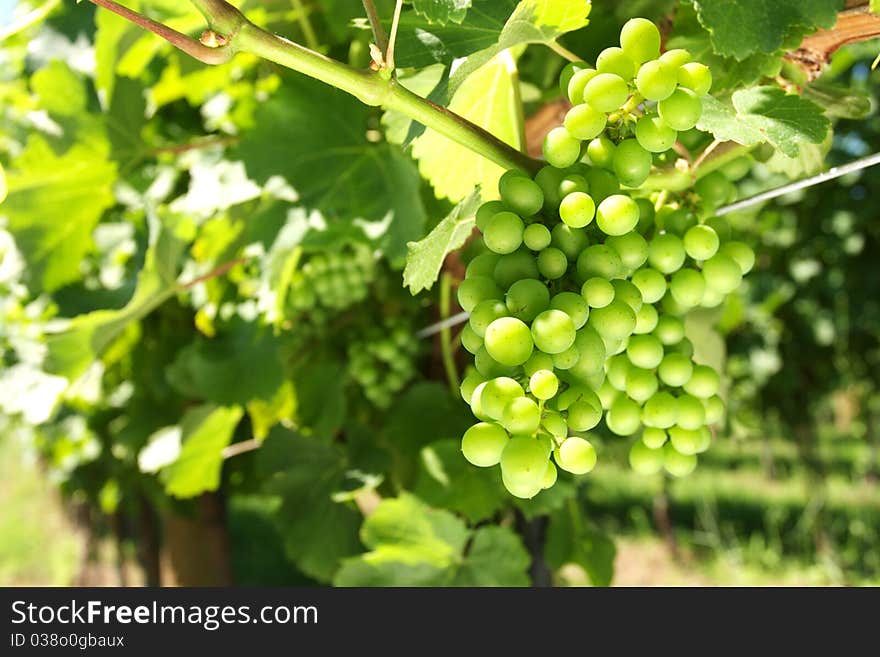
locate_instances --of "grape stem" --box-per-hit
[643,141,756,192]
[439,273,461,395]
[361,0,389,53]
[84,0,541,174]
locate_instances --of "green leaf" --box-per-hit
[412,0,472,25]
[403,189,480,293]
[691,0,842,61]
[802,82,872,119]
[3,135,117,292]
[411,52,524,202]
[160,404,244,498]
[0,162,6,204]
[764,132,832,178]
[334,493,530,586]
[44,210,191,382]
[258,428,363,582]
[234,74,427,264]
[697,86,830,158]
[545,505,616,586]
[30,60,87,116]
[106,76,147,165]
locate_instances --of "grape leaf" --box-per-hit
[412,0,472,25]
[764,133,832,178]
[106,76,147,165]
[697,86,831,158]
[802,83,872,119]
[0,162,6,204]
[544,506,616,586]
[234,74,426,264]
[403,188,480,293]
[160,404,244,498]
[258,428,363,582]
[450,525,530,586]
[691,0,843,61]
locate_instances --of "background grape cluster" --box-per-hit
[458,18,756,499]
[287,241,376,321]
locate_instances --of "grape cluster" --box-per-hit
[287,242,375,320]
[348,316,420,408]
[457,18,756,498]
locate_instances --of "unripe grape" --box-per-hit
[702,253,743,294]
[606,353,631,391]
[586,136,616,169]
[469,299,508,337]
[573,326,606,372]
[564,103,607,140]
[585,168,620,203]
[476,200,506,231]
[523,223,552,251]
[634,303,659,334]
[606,396,642,436]
[582,277,616,308]
[635,115,677,153]
[502,396,541,435]
[568,68,599,105]
[684,224,720,261]
[678,62,712,95]
[703,395,725,425]
[524,352,555,377]
[648,233,686,274]
[543,126,581,168]
[457,276,501,312]
[635,59,678,101]
[534,166,566,209]
[559,62,586,96]
[577,244,624,280]
[620,18,661,64]
[506,278,550,322]
[662,207,698,236]
[529,369,559,400]
[494,250,540,288]
[584,73,630,112]
[542,411,568,439]
[551,223,589,259]
[470,382,492,421]
[559,191,596,228]
[705,216,732,242]
[675,394,706,430]
[721,241,755,274]
[550,292,590,329]
[597,380,619,410]
[636,197,656,233]
[537,247,569,279]
[555,437,597,474]
[499,173,544,217]
[462,422,509,467]
[658,352,694,387]
[627,334,664,369]
[668,425,702,455]
[596,46,636,79]
[597,194,640,236]
[589,300,637,341]
[606,231,649,271]
[669,268,706,308]
[460,323,483,354]
[658,88,702,131]
[642,391,678,428]
[659,48,691,67]
[466,252,501,278]
[501,436,551,486]
[664,442,697,477]
[684,364,720,398]
[502,471,543,499]
[475,344,517,379]
[567,400,602,431]
[631,267,667,303]
[485,317,534,366]
[484,211,524,254]
[460,370,485,403]
[695,171,735,208]
[611,279,643,312]
[642,427,668,449]
[654,315,685,345]
[553,345,580,370]
[626,367,659,403]
[531,309,576,354]
[480,377,524,421]
[542,461,558,489]
[613,139,654,188]
[629,439,664,474]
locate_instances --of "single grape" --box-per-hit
[642,427,668,449]
[659,49,691,67]
[506,278,550,322]
[484,211,524,254]
[531,309,576,354]
[721,241,755,274]
[654,315,685,345]
[589,300,637,341]
[586,136,616,169]
[460,323,483,354]
[500,173,544,217]
[664,443,697,477]
[534,166,566,210]
[703,395,725,425]
[502,396,541,435]
[668,426,702,455]
[648,233,686,274]
[469,299,508,338]
[480,377,524,420]
[475,345,517,378]
[550,292,590,329]
[607,231,649,272]
[695,171,736,208]
[684,364,720,398]
[555,437,597,474]
[631,267,667,303]
[596,46,636,79]
[457,276,501,312]
[677,62,712,95]
[568,68,599,105]
[544,127,582,168]
[669,268,706,308]
[524,352,555,377]
[658,352,694,387]
[523,223,552,251]
[577,244,624,280]
[675,394,706,430]
[462,422,509,467]
[597,194,640,236]
[633,303,659,334]
[567,400,602,432]
[529,369,559,400]
[585,168,620,203]
[606,353,631,391]
[626,367,659,403]
[502,471,543,499]
[460,370,485,403]
[559,191,597,228]
[642,391,678,429]
[466,252,501,278]
[469,382,492,421]
[635,59,678,101]
[542,411,568,439]
[705,216,732,242]
[620,17,661,64]
[559,62,586,97]
[551,223,589,259]
[485,317,534,366]
[582,277,616,308]
[558,172,589,197]
[476,200,506,231]
[501,436,551,486]
[671,336,695,358]
[702,253,742,294]
[684,224,720,261]
[627,334,665,369]
[564,103,607,140]
[553,345,580,370]
[611,279,643,313]
[661,207,698,236]
[636,198,656,233]
[629,439,664,474]
[494,249,540,289]
[635,115,677,153]
[606,396,642,436]
[584,73,630,113]
[537,247,569,279]
[613,139,654,188]
[542,461,558,489]
[658,88,702,131]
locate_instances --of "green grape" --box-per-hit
[642,427,668,449]
[635,115,677,153]
[606,353,631,391]
[596,46,637,79]
[721,241,755,274]
[501,436,551,485]
[611,279,643,312]
[654,315,685,345]
[485,317,534,366]
[567,400,602,431]
[551,223,589,260]
[642,391,678,429]
[572,326,607,373]
[499,173,544,217]
[613,139,654,188]
[530,369,559,400]
[684,364,720,398]
[577,245,624,280]
[462,422,509,467]
[659,48,691,67]
[484,211,524,254]
[480,377,524,420]
[502,471,543,499]
[671,337,694,358]
[555,437,597,474]
[568,68,599,105]
[703,395,725,425]
[559,61,587,97]
[475,345,516,378]
[559,173,589,197]
[460,323,483,354]
[534,166,566,209]
[553,345,580,370]
[542,461,558,489]
[475,200,506,231]
[669,268,706,308]
[559,192,596,228]
[627,334,664,369]
[648,233,686,274]
[550,292,590,329]
[629,439,664,474]
[631,267,667,303]
[702,253,742,294]
[457,276,501,313]
[633,302,659,334]
[596,194,640,236]
[705,216,732,242]
[675,394,706,430]
[524,352,555,376]
[544,127,582,168]
[683,224,720,261]
[564,103,607,140]
[589,300,637,341]
[585,168,620,203]
[658,352,693,387]
[586,136,616,169]
[531,309,576,354]
[469,299,508,337]
[620,17,661,64]
[582,277,616,308]
[506,278,550,322]
[597,379,620,410]
[584,73,630,113]
[678,62,712,95]
[466,252,501,278]
[494,250,540,288]
[523,223,552,251]
[460,371,485,404]
[626,367,659,403]
[668,426,702,455]
[537,247,569,279]
[695,171,735,208]
[695,426,711,453]
[658,88,702,131]
[502,396,541,435]
[606,396,642,436]
[636,198,656,233]
[557,384,602,411]
[664,443,697,477]
[662,207,698,236]
[542,411,568,439]
[469,383,492,421]
[635,60,678,101]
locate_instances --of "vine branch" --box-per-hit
[362,0,389,53]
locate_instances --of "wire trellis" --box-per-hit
[417,151,880,339]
